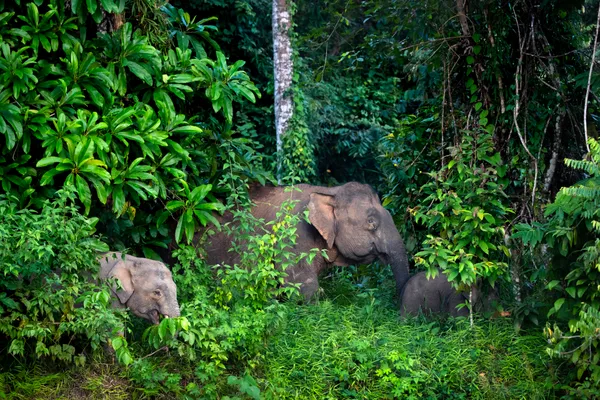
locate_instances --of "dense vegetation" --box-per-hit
[2,0,600,398]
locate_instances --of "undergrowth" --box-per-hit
[262,303,556,399]
[1,267,564,400]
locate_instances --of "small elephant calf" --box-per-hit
[99,252,180,324]
[400,271,495,317]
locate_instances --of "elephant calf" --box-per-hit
[99,252,180,324]
[400,271,494,317]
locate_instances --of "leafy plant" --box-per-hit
[0,186,124,365]
[164,181,224,244]
[162,3,219,59]
[410,131,512,315]
[192,51,260,123]
[0,0,263,260]
[540,139,600,389]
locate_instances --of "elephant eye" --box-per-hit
[153,290,162,297]
[367,217,378,230]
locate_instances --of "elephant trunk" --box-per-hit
[378,221,410,298]
[163,299,181,318]
[386,248,410,298]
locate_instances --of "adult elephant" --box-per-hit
[200,182,410,300]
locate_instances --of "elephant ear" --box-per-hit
[109,260,135,305]
[308,192,336,249]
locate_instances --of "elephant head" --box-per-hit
[307,182,410,296]
[99,252,180,324]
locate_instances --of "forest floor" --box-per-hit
[1,273,562,399]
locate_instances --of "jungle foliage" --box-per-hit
[2,0,600,398]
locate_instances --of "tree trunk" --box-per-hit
[273,0,294,184]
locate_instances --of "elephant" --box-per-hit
[198,182,410,300]
[99,252,180,324]
[400,270,498,317]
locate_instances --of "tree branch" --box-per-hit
[456,0,470,37]
[512,5,538,207]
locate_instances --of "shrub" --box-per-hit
[120,191,309,397]
[0,186,123,366]
[532,139,600,395]
[0,0,263,258]
[410,131,512,319]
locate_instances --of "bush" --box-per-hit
[0,0,264,258]
[0,186,123,366]
[112,193,308,398]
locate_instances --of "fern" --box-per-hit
[564,158,599,176]
[562,184,600,199]
[543,140,600,385]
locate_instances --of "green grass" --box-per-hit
[0,361,132,400]
[257,270,559,400]
[1,271,563,399]
[260,301,556,399]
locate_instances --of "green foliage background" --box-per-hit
[3,0,600,398]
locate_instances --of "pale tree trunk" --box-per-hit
[273,0,294,184]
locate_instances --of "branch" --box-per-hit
[141,346,169,360]
[456,0,470,37]
[485,7,505,113]
[392,35,469,54]
[543,110,565,192]
[583,0,600,153]
[512,5,538,207]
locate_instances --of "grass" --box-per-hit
[0,361,132,400]
[1,270,563,399]
[259,271,559,399]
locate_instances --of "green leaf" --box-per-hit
[124,60,153,86]
[168,317,177,336]
[547,280,561,290]
[36,157,63,167]
[553,298,565,312]
[86,0,97,15]
[180,318,190,331]
[565,287,577,298]
[166,200,185,211]
[479,241,489,254]
[171,125,204,135]
[89,178,108,204]
[111,336,124,351]
[40,168,65,185]
[175,215,184,243]
[158,320,167,340]
[446,270,459,282]
[75,174,92,214]
[190,184,211,203]
[184,211,195,243]
[112,185,125,215]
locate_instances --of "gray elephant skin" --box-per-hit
[200,182,410,300]
[99,252,180,324]
[400,270,497,317]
